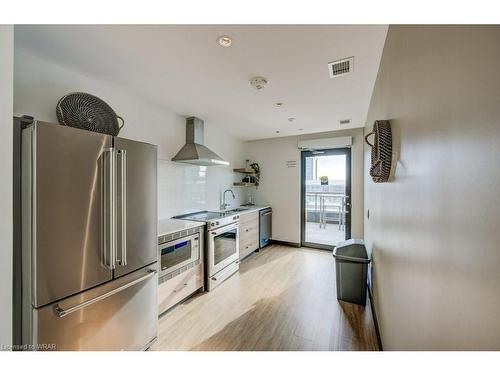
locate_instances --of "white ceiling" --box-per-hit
[15,25,388,141]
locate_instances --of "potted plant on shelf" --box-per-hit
[250,162,260,186]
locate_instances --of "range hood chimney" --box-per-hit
[171,117,229,166]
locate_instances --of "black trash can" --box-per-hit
[333,239,371,305]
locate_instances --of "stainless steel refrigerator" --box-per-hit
[20,119,158,350]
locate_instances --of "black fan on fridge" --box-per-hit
[56,92,125,136]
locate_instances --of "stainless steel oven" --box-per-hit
[173,211,240,291]
[158,232,200,279]
[208,221,239,284]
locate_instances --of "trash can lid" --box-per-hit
[333,239,370,263]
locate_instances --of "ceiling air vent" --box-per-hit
[328,57,354,78]
[339,119,351,126]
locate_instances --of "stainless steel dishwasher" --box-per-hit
[259,208,272,248]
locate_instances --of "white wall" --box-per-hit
[0,25,13,350]
[245,128,364,244]
[244,136,302,243]
[14,48,246,219]
[364,25,500,349]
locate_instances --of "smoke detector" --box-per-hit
[328,57,354,78]
[250,76,268,90]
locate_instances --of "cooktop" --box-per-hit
[174,211,227,222]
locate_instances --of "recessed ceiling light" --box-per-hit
[288,117,296,122]
[250,76,268,90]
[217,35,233,47]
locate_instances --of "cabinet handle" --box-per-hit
[174,282,189,293]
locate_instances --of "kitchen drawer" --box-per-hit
[240,238,259,259]
[239,211,259,224]
[241,228,259,243]
[240,223,258,243]
[158,263,203,315]
[239,211,259,260]
[208,260,239,291]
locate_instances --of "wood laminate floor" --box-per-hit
[151,245,380,351]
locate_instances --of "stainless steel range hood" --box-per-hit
[171,117,229,166]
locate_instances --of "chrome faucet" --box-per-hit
[221,189,235,211]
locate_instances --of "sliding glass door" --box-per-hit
[301,148,351,249]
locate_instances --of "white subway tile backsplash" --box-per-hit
[158,159,244,219]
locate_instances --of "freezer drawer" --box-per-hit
[27,266,158,351]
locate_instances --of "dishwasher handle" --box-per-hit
[260,208,272,216]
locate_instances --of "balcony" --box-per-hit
[304,191,347,247]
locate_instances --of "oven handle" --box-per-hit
[210,223,239,236]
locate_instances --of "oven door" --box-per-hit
[208,222,239,276]
[159,233,200,278]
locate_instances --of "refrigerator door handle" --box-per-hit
[117,149,127,266]
[53,269,157,318]
[101,148,116,270]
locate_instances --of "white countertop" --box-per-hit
[158,206,270,238]
[158,218,205,237]
[236,205,271,214]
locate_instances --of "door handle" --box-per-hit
[54,270,156,318]
[101,148,116,270]
[117,149,127,266]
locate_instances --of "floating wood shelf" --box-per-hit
[233,182,257,187]
[233,168,257,174]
